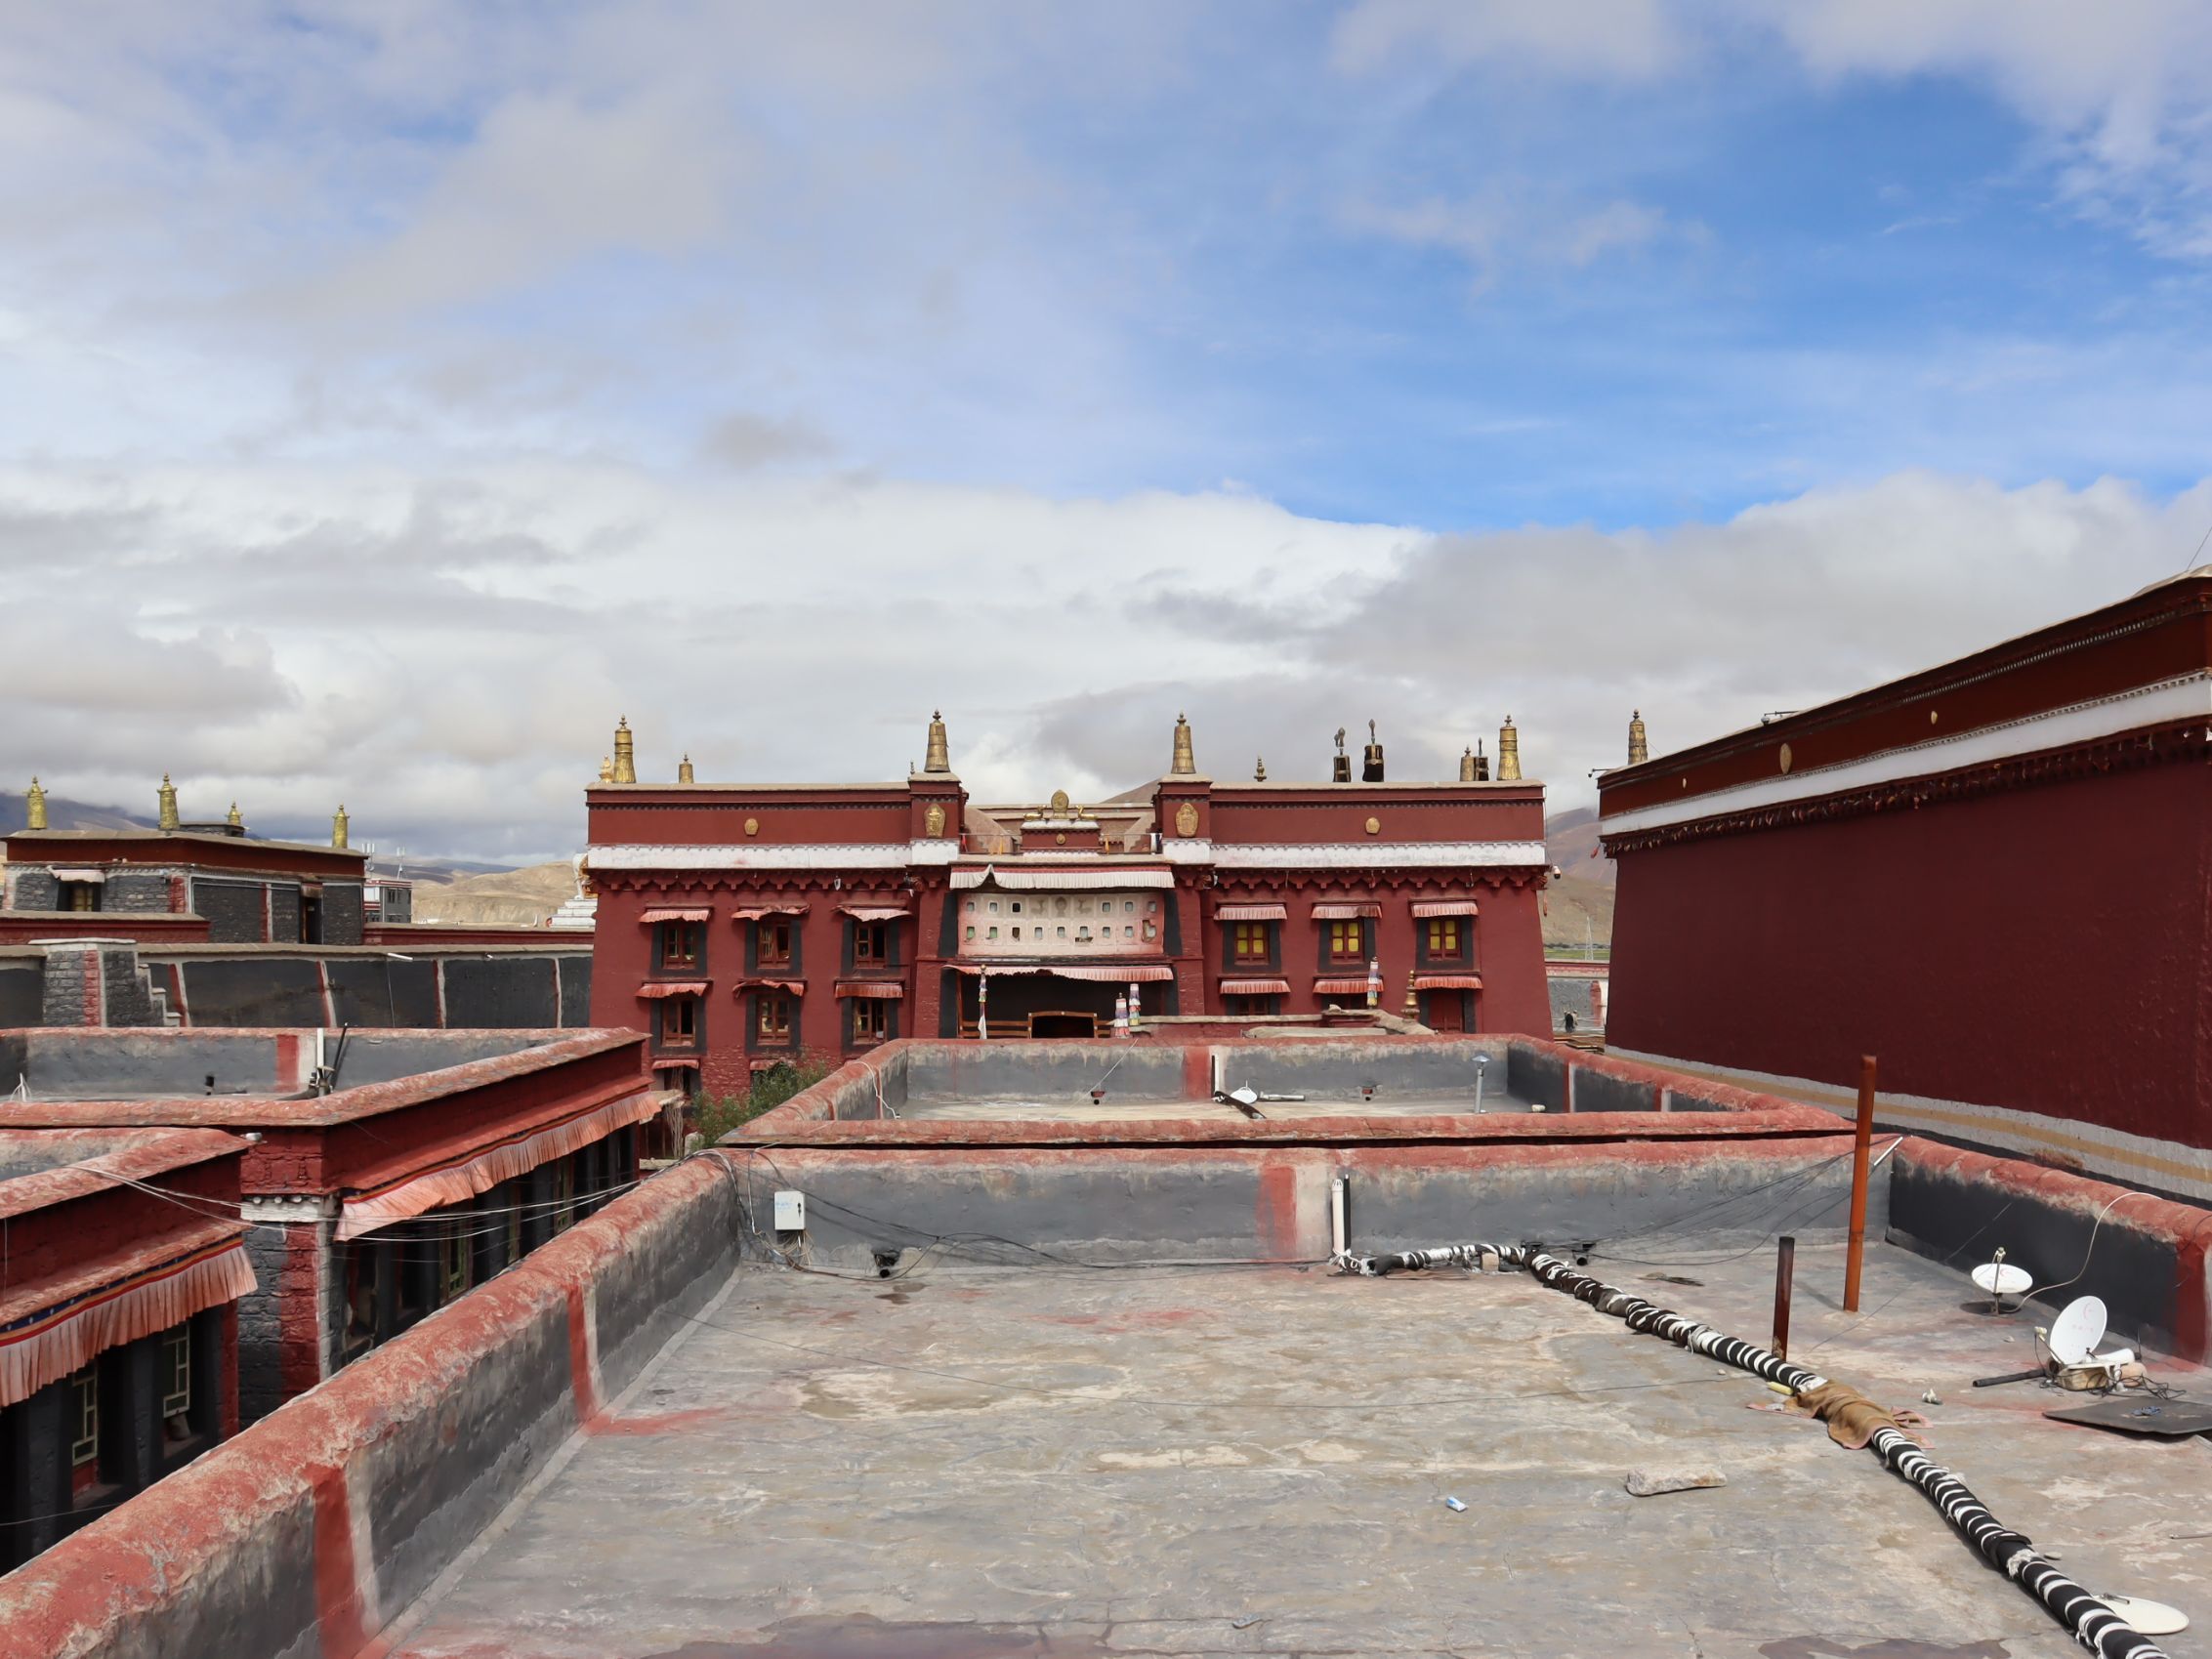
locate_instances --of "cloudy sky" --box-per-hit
[5,2,2211,861]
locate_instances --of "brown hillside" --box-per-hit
[1545,805,1612,888]
[410,861,580,927]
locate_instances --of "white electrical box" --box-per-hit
[772,1189,806,1231]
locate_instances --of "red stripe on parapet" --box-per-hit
[1254,1158,1299,1260]
[80,949,101,1026]
[1182,1044,1212,1102]
[312,1461,368,1657]
[566,1282,598,1422]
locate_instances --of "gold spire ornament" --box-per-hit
[612,717,637,784]
[1170,713,1196,776]
[331,805,350,850]
[1254,756,1267,781]
[924,711,951,774]
[1498,717,1522,781]
[227,801,242,828]
[25,776,47,830]
[598,756,614,784]
[1403,971,1421,1023]
[1459,747,1477,782]
[157,773,180,830]
[1628,709,1649,767]
[678,754,695,784]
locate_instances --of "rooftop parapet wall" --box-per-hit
[0,1154,740,1659]
[0,1026,564,1101]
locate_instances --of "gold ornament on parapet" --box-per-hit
[1174,801,1199,838]
[924,802,946,838]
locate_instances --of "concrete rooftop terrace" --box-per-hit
[385,1242,2211,1659]
[7,1036,2212,1659]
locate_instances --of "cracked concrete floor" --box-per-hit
[389,1240,2211,1659]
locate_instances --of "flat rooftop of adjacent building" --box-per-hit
[899,1088,1541,1121]
[383,1238,2210,1659]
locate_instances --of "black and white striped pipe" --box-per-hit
[1335,1244,2169,1659]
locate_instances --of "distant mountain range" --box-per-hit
[0,789,513,884]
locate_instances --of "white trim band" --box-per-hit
[1211,841,1547,869]
[589,843,912,870]
[1603,673,2212,838]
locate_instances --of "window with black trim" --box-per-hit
[1222,993,1281,1017]
[755,917,793,969]
[656,920,703,972]
[657,994,702,1051]
[1420,917,1472,966]
[852,922,888,965]
[755,990,795,1047]
[58,880,101,913]
[1229,921,1275,966]
[68,1365,101,1496]
[1324,919,1369,968]
[850,997,891,1045]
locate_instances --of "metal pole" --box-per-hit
[1772,1234,1796,1358]
[1844,1054,1876,1312]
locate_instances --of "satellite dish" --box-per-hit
[2100,1594,2189,1637]
[2048,1296,2108,1367]
[1228,1085,1260,1107]
[1971,1261,2031,1301]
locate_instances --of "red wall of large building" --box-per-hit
[1607,761,2211,1149]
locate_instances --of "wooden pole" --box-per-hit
[1844,1054,1876,1312]
[1772,1234,1796,1359]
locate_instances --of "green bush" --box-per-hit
[690,1055,833,1144]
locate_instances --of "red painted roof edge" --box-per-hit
[0,1128,248,1221]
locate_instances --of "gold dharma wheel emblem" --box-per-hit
[1778,743,1793,774]
[1174,801,1199,838]
[744,817,760,836]
[1364,816,1381,835]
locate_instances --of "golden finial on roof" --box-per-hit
[331,805,350,850]
[25,776,47,830]
[156,772,180,830]
[1628,709,1649,767]
[1497,717,1522,781]
[678,753,695,784]
[598,755,614,784]
[923,710,951,774]
[612,716,637,784]
[1403,970,1421,1023]
[1170,712,1196,776]
[1459,747,1477,783]
[1254,756,1266,782]
[227,801,242,828]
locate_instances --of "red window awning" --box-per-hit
[1310,901,1379,920]
[1214,902,1286,921]
[834,980,905,998]
[732,978,805,995]
[1,1224,253,1410]
[1220,977,1290,996]
[1412,973,1483,991]
[839,905,912,922]
[730,904,809,920]
[649,1057,700,1070]
[334,1090,666,1242]
[1410,899,1481,917]
[640,907,711,924]
[1312,975,1373,995]
[949,962,1177,982]
[636,980,707,998]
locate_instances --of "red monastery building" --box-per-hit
[1599,570,2212,1202]
[586,714,1552,1095]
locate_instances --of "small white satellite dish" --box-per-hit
[1228,1085,1260,1108]
[2048,1295,2108,1367]
[2100,1594,2189,1636]
[1971,1261,2031,1298]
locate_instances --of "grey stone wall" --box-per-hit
[320,882,364,945]
[100,945,160,1027]
[39,945,98,1024]
[268,884,302,944]
[236,1225,289,1423]
[190,879,267,943]
[102,869,177,914]
[7,868,58,910]
[0,967,40,1027]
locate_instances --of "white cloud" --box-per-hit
[1346,189,1686,291]
[1,461,2199,856]
[1332,0,1680,81]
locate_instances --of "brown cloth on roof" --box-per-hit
[1792,1382,1929,1449]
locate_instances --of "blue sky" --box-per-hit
[3,2,2210,857]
